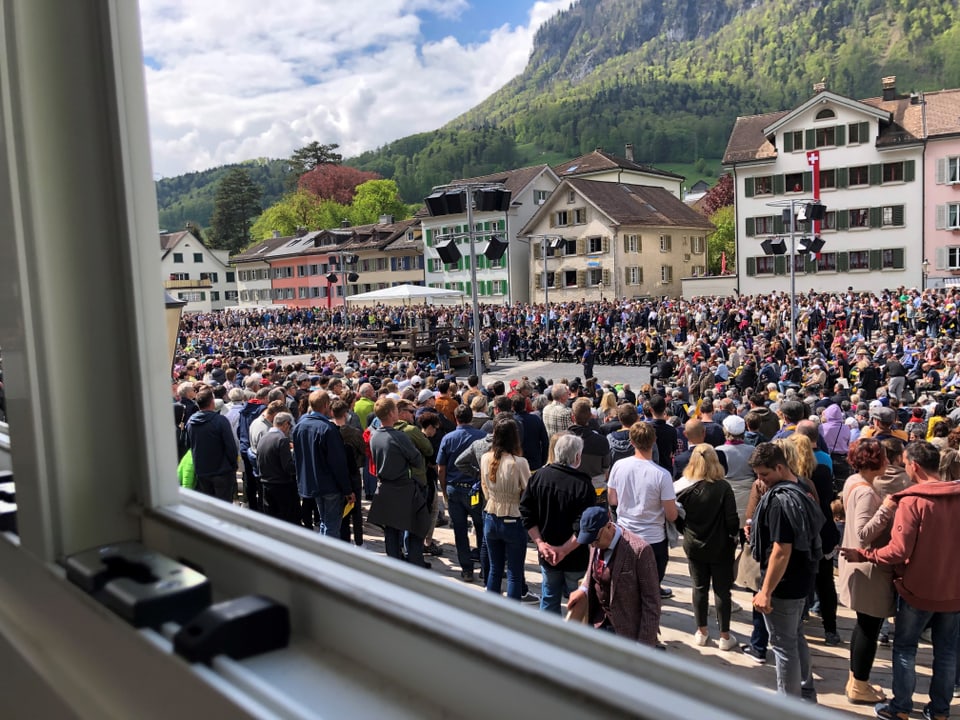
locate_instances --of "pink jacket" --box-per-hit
[862,481,960,612]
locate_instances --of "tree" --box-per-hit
[298,164,380,205]
[706,205,735,275]
[209,167,262,254]
[349,180,409,225]
[700,173,734,216]
[289,142,343,175]
[249,190,325,241]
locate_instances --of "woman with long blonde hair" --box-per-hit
[675,443,740,650]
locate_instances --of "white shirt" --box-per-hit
[607,457,675,543]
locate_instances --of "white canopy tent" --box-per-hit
[347,284,465,305]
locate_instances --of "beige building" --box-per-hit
[519,178,714,301]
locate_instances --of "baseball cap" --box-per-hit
[870,406,896,424]
[417,389,435,404]
[722,415,746,436]
[576,507,611,545]
[411,375,423,387]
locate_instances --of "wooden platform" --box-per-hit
[351,327,473,367]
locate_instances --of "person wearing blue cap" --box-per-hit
[565,506,661,646]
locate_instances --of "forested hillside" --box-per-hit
[157,0,960,221]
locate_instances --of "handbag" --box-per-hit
[735,538,761,592]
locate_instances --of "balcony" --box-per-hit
[164,279,212,290]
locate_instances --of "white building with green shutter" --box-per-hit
[725,77,924,294]
[422,165,560,304]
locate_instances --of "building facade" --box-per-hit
[422,165,561,305]
[725,78,925,295]
[231,233,294,307]
[921,90,960,289]
[160,230,238,312]
[519,178,713,301]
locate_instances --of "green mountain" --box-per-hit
[155,158,288,233]
[156,0,960,222]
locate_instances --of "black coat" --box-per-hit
[257,429,296,484]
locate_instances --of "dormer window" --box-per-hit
[815,108,836,120]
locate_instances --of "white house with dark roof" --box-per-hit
[422,164,561,305]
[724,77,925,295]
[518,177,714,301]
[159,230,238,312]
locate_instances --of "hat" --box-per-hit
[297,373,310,383]
[869,399,883,409]
[576,507,611,545]
[510,379,519,389]
[722,415,746,436]
[410,375,423,387]
[870,406,896,424]
[417,389,435,404]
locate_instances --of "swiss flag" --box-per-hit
[806,151,822,257]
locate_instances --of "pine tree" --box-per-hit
[209,167,262,254]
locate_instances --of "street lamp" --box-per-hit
[425,183,512,386]
[527,235,563,337]
[922,257,929,290]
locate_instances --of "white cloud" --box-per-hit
[138,0,568,178]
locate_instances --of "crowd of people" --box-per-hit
[174,284,960,718]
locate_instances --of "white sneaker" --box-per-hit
[693,629,709,646]
[718,633,738,651]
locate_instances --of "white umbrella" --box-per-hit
[347,284,464,304]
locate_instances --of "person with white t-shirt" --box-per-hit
[607,421,679,598]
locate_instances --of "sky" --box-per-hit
[138,0,569,178]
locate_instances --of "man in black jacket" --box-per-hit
[186,388,239,502]
[519,433,597,614]
[256,412,299,524]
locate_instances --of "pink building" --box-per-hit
[924,89,960,289]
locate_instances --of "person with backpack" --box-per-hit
[748,442,825,701]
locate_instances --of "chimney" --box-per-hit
[813,80,826,94]
[625,143,634,162]
[340,219,351,228]
[594,146,603,153]
[272,230,280,238]
[882,75,896,101]
[378,214,394,225]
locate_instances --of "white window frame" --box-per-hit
[0,5,827,720]
[950,204,960,230]
[661,265,673,282]
[949,247,960,269]
[659,234,672,252]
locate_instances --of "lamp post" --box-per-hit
[425,182,512,387]
[526,235,562,337]
[164,291,187,372]
[922,257,929,290]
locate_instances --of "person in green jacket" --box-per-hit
[354,383,376,430]
[178,449,195,490]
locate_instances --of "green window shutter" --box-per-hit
[837,167,848,188]
[805,129,815,149]
[477,255,486,269]
[869,164,881,185]
[464,281,471,296]
[802,171,812,192]
[869,249,882,270]
[837,210,849,230]
[744,177,755,197]
[892,205,905,226]
[501,253,507,268]
[835,124,846,146]
[859,121,869,143]
[774,214,785,234]
[869,207,882,228]
[773,174,785,195]
[425,229,433,245]
[745,217,756,236]
[483,221,491,231]
[904,160,915,182]
[804,253,816,273]
[746,257,756,276]
[838,251,849,272]
[774,255,786,275]
[892,248,905,269]
[783,132,794,152]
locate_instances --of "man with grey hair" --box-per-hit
[542,382,573,437]
[256,411,299,524]
[520,433,597,613]
[173,381,199,459]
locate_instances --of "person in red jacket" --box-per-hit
[841,441,960,720]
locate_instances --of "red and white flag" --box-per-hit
[807,151,821,236]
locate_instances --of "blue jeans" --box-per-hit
[484,515,527,600]
[315,492,344,538]
[446,485,482,572]
[762,596,814,697]
[889,597,960,716]
[540,566,585,614]
[750,602,770,653]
